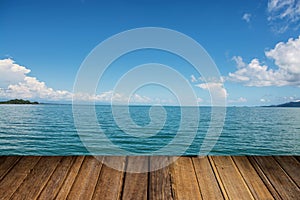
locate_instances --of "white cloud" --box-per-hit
[0,59,72,100]
[267,0,300,33]
[229,97,247,103]
[71,90,177,105]
[190,74,227,105]
[129,93,153,104]
[73,91,127,102]
[96,91,124,102]
[232,56,246,68]
[190,74,197,83]
[266,36,300,74]
[283,96,297,101]
[196,82,228,99]
[5,77,73,100]
[1,59,226,105]
[242,13,251,23]
[0,58,31,88]
[260,98,271,102]
[73,90,154,104]
[229,36,300,87]
[0,58,169,104]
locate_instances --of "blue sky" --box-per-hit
[0,0,299,106]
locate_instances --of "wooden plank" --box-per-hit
[208,156,229,200]
[170,157,202,200]
[232,156,274,200]
[122,156,148,200]
[0,156,20,181]
[149,156,173,200]
[0,156,40,200]
[92,156,126,200]
[192,156,224,200]
[254,156,300,200]
[55,156,85,200]
[0,156,299,200]
[67,156,103,200]
[274,156,300,187]
[247,156,282,200]
[38,156,76,200]
[211,156,254,200]
[10,156,62,200]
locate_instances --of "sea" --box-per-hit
[0,104,299,155]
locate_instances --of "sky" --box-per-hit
[0,0,300,106]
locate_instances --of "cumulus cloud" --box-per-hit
[6,77,72,100]
[242,13,251,23]
[73,90,155,104]
[229,36,300,87]
[0,58,72,100]
[0,58,31,87]
[190,74,227,105]
[129,93,153,104]
[0,58,166,104]
[232,56,246,68]
[196,82,228,99]
[267,0,300,33]
[266,36,300,74]
[73,91,125,102]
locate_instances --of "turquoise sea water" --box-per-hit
[0,104,299,155]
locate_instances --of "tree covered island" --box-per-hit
[0,99,39,104]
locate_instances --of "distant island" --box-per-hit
[266,101,300,107]
[0,99,39,104]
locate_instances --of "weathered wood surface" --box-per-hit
[0,156,299,200]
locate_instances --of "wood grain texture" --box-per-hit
[211,156,254,200]
[0,156,41,200]
[149,156,173,200]
[92,156,126,200]
[170,157,202,200]
[254,156,300,200]
[274,156,300,188]
[67,156,103,200]
[0,156,20,181]
[232,156,274,200]
[10,156,62,200]
[192,156,224,200]
[0,156,299,200]
[247,156,282,200]
[55,156,85,200]
[38,156,76,200]
[122,156,149,200]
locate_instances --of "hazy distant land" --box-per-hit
[265,101,300,107]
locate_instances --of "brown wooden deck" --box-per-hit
[0,156,299,200]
